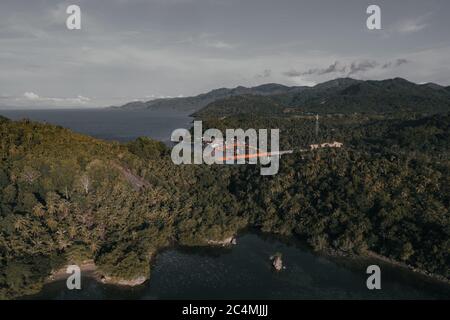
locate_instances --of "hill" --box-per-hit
[0,118,243,298]
[194,78,450,118]
[112,83,306,113]
[1,111,449,299]
[288,77,450,114]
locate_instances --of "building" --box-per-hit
[310,141,343,150]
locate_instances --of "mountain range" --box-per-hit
[114,78,450,117]
[111,83,306,113]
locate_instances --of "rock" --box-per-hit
[116,276,147,286]
[207,236,237,247]
[271,253,283,271]
[100,275,147,286]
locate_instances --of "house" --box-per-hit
[310,141,343,150]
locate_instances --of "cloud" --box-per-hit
[283,69,302,78]
[0,92,92,107]
[382,13,433,37]
[319,61,347,75]
[205,40,234,49]
[179,33,235,49]
[284,61,347,77]
[396,17,429,34]
[0,1,448,106]
[255,69,271,78]
[382,59,409,69]
[24,92,40,100]
[283,59,410,78]
[348,60,378,75]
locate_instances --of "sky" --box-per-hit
[0,0,450,108]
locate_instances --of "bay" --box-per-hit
[3,108,448,300]
[28,232,450,299]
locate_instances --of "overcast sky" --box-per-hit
[1,0,450,107]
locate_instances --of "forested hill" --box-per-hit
[193,78,450,118]
[112,83,306,113]
[0,117,245,298]
[1,112,449,299]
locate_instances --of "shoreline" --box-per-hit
[45,237,237,288]
[248,228,450,286]
[311,246,450,287]
[44,231,450,292]
[47,260,100,284]
[364,250,450,286]
[47,259,148,287]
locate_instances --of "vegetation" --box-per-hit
[1,78,449,299]
[0,118,242,298]
[113,83,305,112]
[194,78,450,117]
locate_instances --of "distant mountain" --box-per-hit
[194,78,450,118]
[111,83,306,113]
[420,82,445,90]
[194,94,287,118]
[289,77,450,114]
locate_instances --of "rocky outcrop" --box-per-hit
[206,236,237,247]
[270,253,283,271]
[100,275,147,286]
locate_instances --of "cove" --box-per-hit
[25,232,450,300]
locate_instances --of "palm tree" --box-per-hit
[13,217,27,232]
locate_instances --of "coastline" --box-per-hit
[251,228,450,286]
[44,236,237,288]
[314,246,450,287]
[364,250,450,286]
[47,259,148,287]
[44,231,450,293]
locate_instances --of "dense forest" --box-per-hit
[194,78,450,117]
[0,117,245,298]
[1,81,450,298]
[202,112,449,277]
[113,83,305,112]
